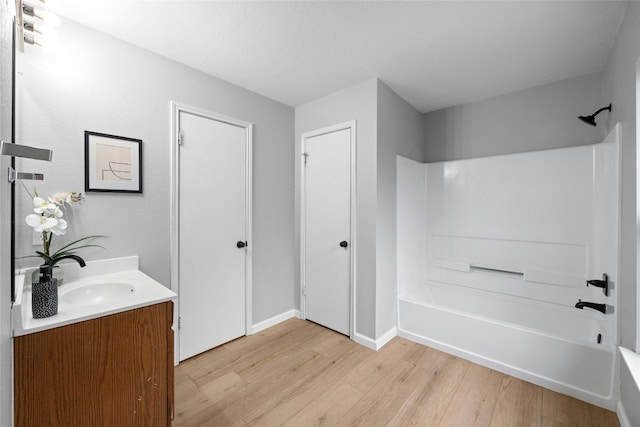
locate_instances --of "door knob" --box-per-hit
[236,241,246,249]
[339,241,348,248]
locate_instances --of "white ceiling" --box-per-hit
[53,1,628,113]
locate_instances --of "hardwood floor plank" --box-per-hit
[222,318,304,354]
[312,331,365,359]
[586,404,621,427]
[185,320,324,389]
[334,361,427,426]
[541,416,571,427]
[235,319,326,355]
[178,350,324,426]
[342,337,418,393]
[234,344,312,384]
[438,361,505,426]
[172,374,216,426]
[490,375,543,427]
[172,320,620,427]
[198,371,248,403]
[242,359,339,425]
[180,346,238,385]
[218,351,334,424]
[387,352,470,427]
[542,388,619,427]
[312,340,373,385]
[280,380,363,427]
[401,340,442,369]
[542,388,591,427]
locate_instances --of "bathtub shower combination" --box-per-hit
[396,124,620,409]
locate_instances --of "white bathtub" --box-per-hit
[397,281,616,409]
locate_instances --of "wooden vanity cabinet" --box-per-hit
[14,301,174,427]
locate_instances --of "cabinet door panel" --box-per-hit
[14,302,173,427]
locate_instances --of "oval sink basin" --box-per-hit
[61,282,136,306]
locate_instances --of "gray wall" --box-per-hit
[376,80,424,337]
[602,1,639,352]
[424,72,604,162]
[0,1,13,424]
[294,79,424,342]
[15,18,295,325]
[295,79,378,339]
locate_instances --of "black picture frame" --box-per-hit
[84,131,143,193]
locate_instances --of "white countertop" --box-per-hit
[13,256,177,337]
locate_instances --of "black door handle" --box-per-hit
[339,241,348,248]
[236,241,247,249]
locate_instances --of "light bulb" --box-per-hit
[23,4,60,27]
[35,9,59,27]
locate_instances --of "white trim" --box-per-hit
[376,326,397,349]
[352,333,377,350]
[620,346,640,394]
[399,328,615,410]
[300,120,357,339]
[636,56,640,353]
[170,101,253,362]
[170,102,179,364]
[353,327,397,351]
[245,123,254,335]
[252,309,302,334]
[619,346,640,427]
[617,401,631,427]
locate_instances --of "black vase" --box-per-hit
[32,266,58,319]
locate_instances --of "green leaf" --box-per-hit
[52,245,105,259]
[49,235,106,259]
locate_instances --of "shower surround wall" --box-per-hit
[397,125,621,409]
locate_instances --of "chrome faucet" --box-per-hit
[575,299,606,314]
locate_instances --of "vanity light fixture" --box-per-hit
[578,104,612,127]
[1,140,52,182]
[7,167,44,183]
[0,140,53,161]
[15,0,59,51]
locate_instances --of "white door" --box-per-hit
[302,123,354,336]
[177,110,251,361]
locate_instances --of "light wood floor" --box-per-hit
[173,318,620,427]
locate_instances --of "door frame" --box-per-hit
[170,101,253,363]
[300,120,357,338]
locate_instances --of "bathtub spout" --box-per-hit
[575,300,606,314]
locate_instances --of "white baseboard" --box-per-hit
[251,309,301,334]
[353,333,377,350]
[353,326,397,351]
[377,326,397,349]
[617,401,631,427]
[252,313,397,352]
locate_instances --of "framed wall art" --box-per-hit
[84,131,142,193]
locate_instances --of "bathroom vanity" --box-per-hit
[12,257,177,426]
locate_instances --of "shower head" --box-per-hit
[578,115,597,126]
[578,104,612,127]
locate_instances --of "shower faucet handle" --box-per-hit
[586,273,609,297]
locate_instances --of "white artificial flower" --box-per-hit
[52,206,64,218]
[49,217,67,236]
[50,192,72,205]
[33,197,59,215]
[25,214,59,233]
